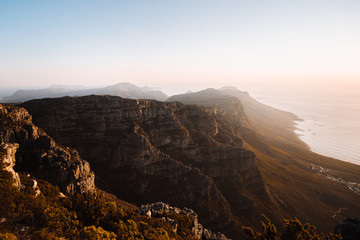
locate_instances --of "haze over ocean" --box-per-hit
[250,86,360,166]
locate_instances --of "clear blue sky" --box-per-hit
[1,0,359,94]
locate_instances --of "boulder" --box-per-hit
[0,104,95,196]
[0,143,21,189]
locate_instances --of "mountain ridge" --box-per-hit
[0,102,230,240]
[0,82,169,103]
[21,95,270,238]
[6,86,359,239]
[167,87,360,231]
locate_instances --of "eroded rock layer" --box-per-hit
[0,104,95,195]
[22,95,268,237]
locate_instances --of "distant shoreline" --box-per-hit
[294,118,360,166]
[251,92,360,167]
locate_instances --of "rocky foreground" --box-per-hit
[0,104,95,195]
[139,202,229,240]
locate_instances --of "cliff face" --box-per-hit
[0,143,21,189]
[168,87,360,232]
[140,202,229,240]
[0,104,95,195]
[21,95,268,237]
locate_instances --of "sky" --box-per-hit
[1,0,360,95]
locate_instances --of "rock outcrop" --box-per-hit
[140,202,229,240]
[0,143,21,189]
[0,104,95,195]
[21,95,268,238]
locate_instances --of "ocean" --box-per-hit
[249,87,360,166]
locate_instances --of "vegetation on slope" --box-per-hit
[1,162,343,239]
[0,166,197,240]
[242,215,341,240]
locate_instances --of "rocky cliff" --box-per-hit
[139,202,229,240]
[0,143,21,189]
[168,87,302,151]
[0,104,95,195]
[21,95,268,238]
[168,87,360,232]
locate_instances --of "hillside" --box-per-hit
[168,88,360,231]
[0,103,228,239]
[19,93,360,238]
[21,95,271,238]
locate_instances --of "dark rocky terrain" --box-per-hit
[21,95,270,238]
[0,104,95,195]
[335,218,360,240]
[0,103,229,239]
[139,202,229,240]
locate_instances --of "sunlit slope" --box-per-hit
[168,87,360,231]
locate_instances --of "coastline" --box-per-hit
[251,92,360,167]
[294,118,360,166]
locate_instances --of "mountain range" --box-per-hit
[0,82,168,103]
[1,83,359,239]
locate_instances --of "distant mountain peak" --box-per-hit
[218,86,249,96]
[218,86,239,91]
[1,82,169,103]
[50,84,87,90]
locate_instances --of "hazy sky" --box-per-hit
[1,0,359,94]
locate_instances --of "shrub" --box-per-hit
[37,205,79,238]
[32,228,60,240]
[79,226,117,240]
[242,215,342,240]
[114,219,144,240]
[0,232,17,240]
[70,192,108,226]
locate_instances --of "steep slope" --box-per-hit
[0,104,95,195]
[168,87,300,150]
[0,151,229,240]
[0,103,230,240]
[168,88,360,232]
[218,86,305,150]
[21,95,269,238]
[1,82,168,103]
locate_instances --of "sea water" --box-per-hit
[249,87,360,166]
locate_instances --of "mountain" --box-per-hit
[0,104,95,195]
[21,95,270,238]
[18,90,360,238]
[168,87,360,229]
[0,82,169,103]
[89,83,168,100]
[168,87,300,149]
[1,87,73,103]
[0,103,229,239]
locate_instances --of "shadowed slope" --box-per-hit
[21,95,269,239]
